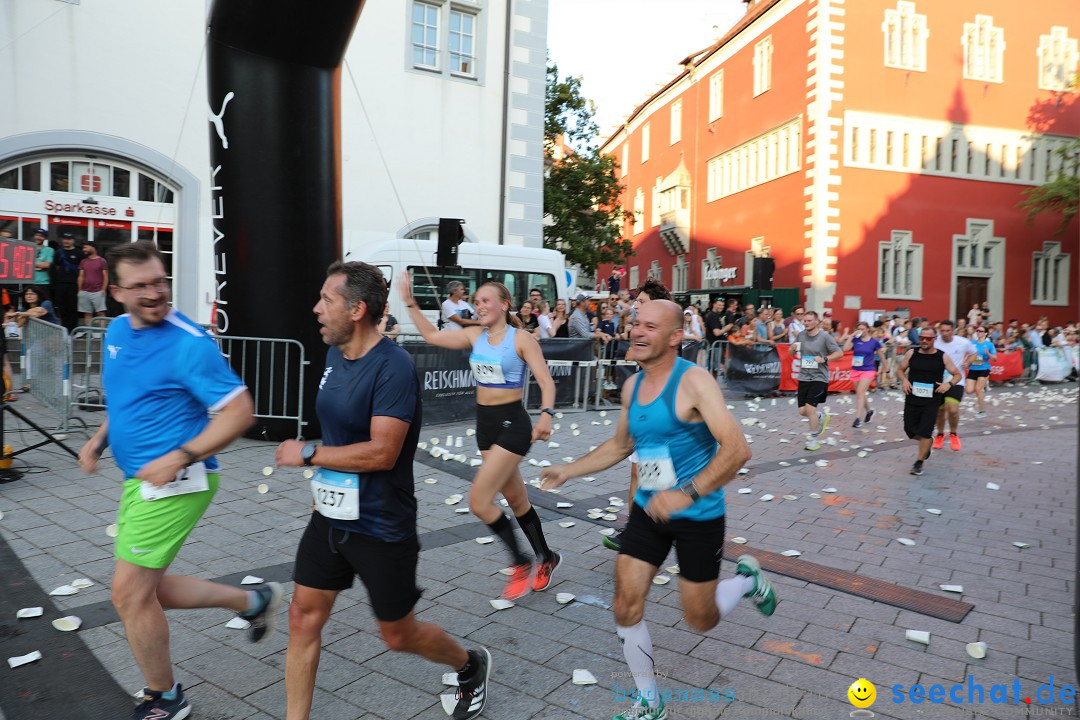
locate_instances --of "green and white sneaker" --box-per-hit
[816,410,831,436]
[804,437,821,451]
[736,554,778,617]
[613,697,667,720]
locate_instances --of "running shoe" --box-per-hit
[816,411,831,436]
[612,697,667,720]
[242,582,283,643]
[910,461,924,476]
[804,437,821,451]
[932,434,945,450]
[131,685,190,720]
[454,648,491,720]
[949,433,962,451]
[865,409,875,424]
[503,563,532,600]
[602,528,624,551]
[736,554,777,616]
[532,551,563,591]
[975,411,987,419]
[852,418,863,428]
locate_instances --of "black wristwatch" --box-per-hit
[301,443,318,466]
[680,481,701,502]
[541,408,557,418]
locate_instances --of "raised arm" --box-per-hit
[398,272,476,350]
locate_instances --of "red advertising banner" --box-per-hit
[94,219,131,230]
[48,216,89,227]
[777,343,860,393]
[989,351,1023,382]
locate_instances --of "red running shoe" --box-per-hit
[949,433,962,451]
[503,564,532,600]
[932,434,945,450]
[532,552,562,591]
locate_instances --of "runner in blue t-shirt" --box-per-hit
[540,300,778,720]
[843,322,885,428]
[967,326,997,418]
[275,261,491,720]
[78,241,277,720]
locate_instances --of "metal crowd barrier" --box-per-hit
[69,325,308,438]
[21,318,73,430]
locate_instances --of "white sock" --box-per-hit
[616,621,659,708]
[716,575,756,617]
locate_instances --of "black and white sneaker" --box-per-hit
[865,409,875,424]
[910,461,924,476]
[243,582,283,643]
[454,647,491,720]
[131,685,190,720]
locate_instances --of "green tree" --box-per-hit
[1019,136,1079,233]
[544,61,633,276]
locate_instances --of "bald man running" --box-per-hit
[541,300,778,720]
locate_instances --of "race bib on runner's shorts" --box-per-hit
[801,357,819,370]
[470,355,506,385]
[311,468,360,521]
[140,462,210,502]
[912,381,934,398]
[636,447,678,492]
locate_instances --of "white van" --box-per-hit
[352,238,570,335]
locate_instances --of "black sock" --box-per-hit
[488,514,529,565]
[515,507,551,562]
[458,650,476,678]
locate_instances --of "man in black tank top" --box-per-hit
[895,328,963,475]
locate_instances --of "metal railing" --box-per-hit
[21,318,73,429]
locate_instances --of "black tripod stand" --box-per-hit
[0,400,79,481]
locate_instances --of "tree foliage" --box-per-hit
[1019,136,1079,233]
[544,62,633,276]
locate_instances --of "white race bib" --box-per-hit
[140,461,210,502]
[311,469,360,521]
[636,447,678,492]
[912,382,934,398]
[470,355,505,385]
[852,355,865,368]
[801,357,819,370]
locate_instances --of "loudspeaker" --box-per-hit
[437,218,465,267]
[752,257,774,290]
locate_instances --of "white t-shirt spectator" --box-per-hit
[536,313,554,338]
[787,319,805,343]
[441,298,474,330]
[934,336,975,381]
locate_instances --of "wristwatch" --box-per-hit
[680,481,701,502]
[301,443,318,466]
[541,408,557,418]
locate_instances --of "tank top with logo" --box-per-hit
[469,327,526,389]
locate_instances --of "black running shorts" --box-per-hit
[796,380,828,408]
[475,401,533,457]
[619,502,726,583]
[944,384,965,402]
[904,399,942,439]
[966,369,990,380]
[293,511,421,622]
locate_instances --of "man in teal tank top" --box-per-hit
[541,300,779,720]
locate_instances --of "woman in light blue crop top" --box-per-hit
[401,274,562,600]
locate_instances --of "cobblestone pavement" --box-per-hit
[0,381,1075,720]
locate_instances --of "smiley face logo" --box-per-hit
[847,678,876,708]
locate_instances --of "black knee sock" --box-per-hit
[515,507,551,562]
[488,514,529,565]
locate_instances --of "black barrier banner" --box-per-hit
[527,338,595,407]
[402,341,476,425]
[725,344,782,396]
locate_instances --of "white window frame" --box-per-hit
[1032,241,1071,306]
[648,259,662,285]
[672,254,689,293]
[411,1,441,71]
[709,70,724,122]
[633,188,644,235]
[707,117,801,201]
[641,123,651,164]
[962,15,1005,84]
[448,7,477,77]
[621,144,628,178]
[753,36,773,97]
[670,100,682,145]
[878,230,923,300]
[629,265,640,291]
[1038,27,1079,92]
[651,177,662,228]
[882,1,928,72]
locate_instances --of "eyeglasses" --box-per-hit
[919,335,936,340]
[115,277,170,296]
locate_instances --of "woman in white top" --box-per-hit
[534,300,555,338]
[682,308,703,341]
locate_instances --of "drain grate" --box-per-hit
[727,546,974,623]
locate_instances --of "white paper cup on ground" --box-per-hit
[966,642,987,659]
[16,607,43,619]
[489,598,514,611]
[572,669,597,685]
[556,593,575,604]
[905,629,930,645]
[7,651,42,668]
[51,616,82,632]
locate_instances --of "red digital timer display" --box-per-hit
[0,239,38,284]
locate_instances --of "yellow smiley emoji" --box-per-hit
[847,678,876,708]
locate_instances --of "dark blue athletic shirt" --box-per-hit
[316,338,421,541]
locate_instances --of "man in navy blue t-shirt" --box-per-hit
[275,261,491,720]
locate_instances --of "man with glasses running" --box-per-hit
[79,241,281,720]
[895,327,962,476]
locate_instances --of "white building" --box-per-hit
[0,0,547,322]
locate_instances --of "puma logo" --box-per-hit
[209,92,235,149]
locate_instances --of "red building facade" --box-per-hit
[600,0,1079,325]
